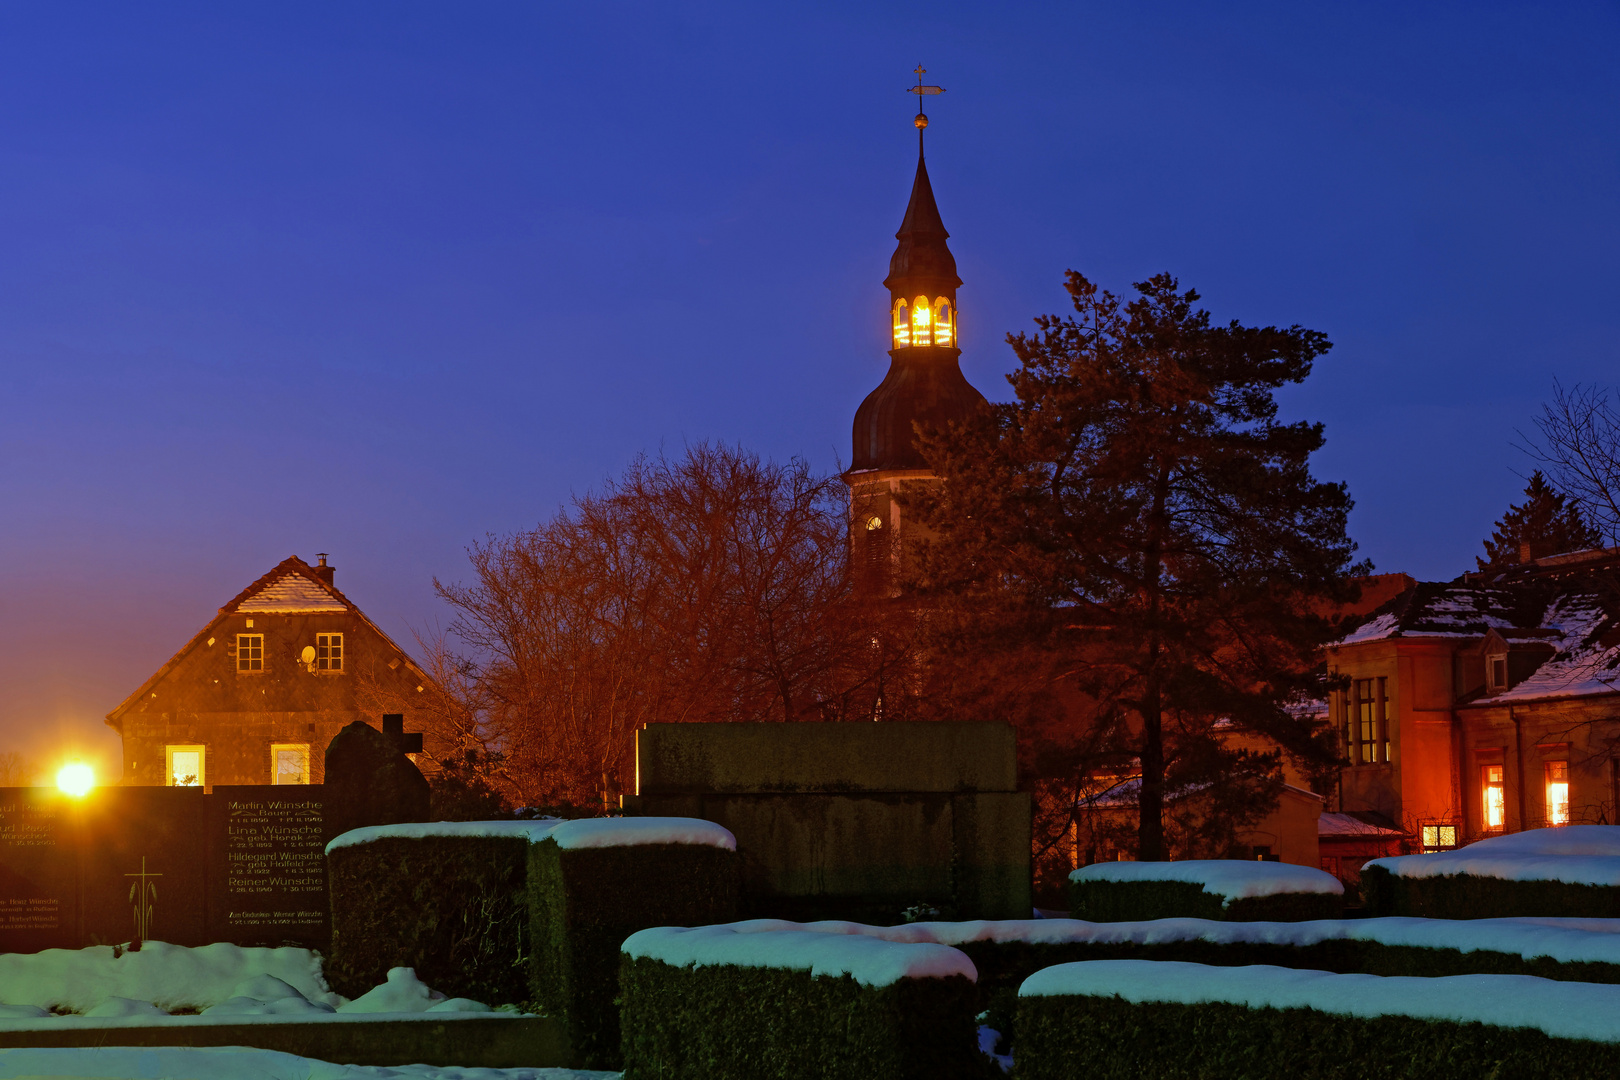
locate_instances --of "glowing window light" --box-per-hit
[1483,764,1505,829]
[933,298,953,346]
[911,295,932,345]
[56,763,94,797]
[1546,761,1569,825]
[892,299,910,347]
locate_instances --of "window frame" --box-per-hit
[165,744,206,788]
[315,632,343,672]
[1482,763,1506,831]
[271,743,311,785]
[1488,653,1508,692]
[1545,760,1570,826]
[236,633,264,673]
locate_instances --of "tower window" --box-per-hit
[911,294,933,345]
[933,298,953,346]
[892,298,911,348]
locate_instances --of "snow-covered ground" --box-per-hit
[1368,824,1620,885]
[0,1048,616,1080]
[0,943,500,1029]
[1021,958,1620,1044]
[1068,859,1343,902]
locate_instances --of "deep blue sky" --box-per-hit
[3,2,1617,775]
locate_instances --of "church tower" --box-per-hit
[847,95,988,595]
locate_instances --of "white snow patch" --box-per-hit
[339,967,448,1014]
[622,924,976,986]
[1019,958,1620,1044]
[326,819,563,855]
[0,1047,616,1080]
[1068,859,1343,902]
[0,940,339,1014]
[1339,611,1399,644]
[236,573,347,613]
[1368,825,1620,885]
[549,817,736,851]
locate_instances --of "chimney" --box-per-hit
[314,553,335,586]
[1519,541,1535,565]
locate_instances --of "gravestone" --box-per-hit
[77,786,210,948]
[0,789,76,951]
[322,719,430,844]
[209,786,329,947]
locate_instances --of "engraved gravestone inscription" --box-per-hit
[0,789,76,951]
[209,785,328,946]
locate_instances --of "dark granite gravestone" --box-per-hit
[208,786,328,947]
[322,720,430,844]
[77,786,210,948]
[0,789,76,951]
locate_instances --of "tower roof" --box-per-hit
[883,150,961,295]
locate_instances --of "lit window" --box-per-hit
[1546,761,1569,825]
[1483,764,1506,830]
[1347,678,1388,764]
[1489,655,1508,692]
[316,633,343,672]
[892,299,911,348]
[911,294,932,345]
[933,298,953,346]
[166,745,205,787]
[1421,824,1458,852]
[865,515,884,531]
[272,744,310,785]
[237,634,263,672]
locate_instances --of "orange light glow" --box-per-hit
[1546,761,1569,825]
[56,762,94,797]
[1483,764,1505,829]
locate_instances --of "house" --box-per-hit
[106,555,438,789]
[1327,547,1620,874]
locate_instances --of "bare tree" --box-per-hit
[1524,381,1620,545]
[433,444,890,809]
[0,751,39,786]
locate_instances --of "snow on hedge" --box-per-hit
[325,818,562,855]
[703,915,1620,967]
[548,816,735,851]
[622,924,976,987]
[325,816,734,855]
[0,1047,614,1080]
[1019,958,1620,1045]
[1367,825,1620,885]
[1068,859,1344,902]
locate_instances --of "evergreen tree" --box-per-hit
[1477,471,1601,570]
[909,271,1361,862]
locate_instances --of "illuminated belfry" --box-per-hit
[847,80,987,596]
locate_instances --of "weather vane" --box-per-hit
[908,64,945,139]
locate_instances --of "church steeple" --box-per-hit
[885,113,961,349]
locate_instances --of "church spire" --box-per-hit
[886,67,959,347]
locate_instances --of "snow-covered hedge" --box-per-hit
[619,925,980,1080]
[1069,860,1343,922]
[1364,826,1620,919]
[1015,959,1620,1079]
[528,825,739,1070]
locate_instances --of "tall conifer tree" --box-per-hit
[910,271,1361,861]
[1476,471,1600,570]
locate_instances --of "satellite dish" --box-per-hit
[301,645,317,665]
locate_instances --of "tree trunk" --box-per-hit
[1137,461,1172,862]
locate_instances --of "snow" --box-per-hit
[548,817,736,851]
[1368,825,1620,885]
[236,573,348,613]
[1018,958,1620,1045]
[0,1048,616,1080]
[326,816,735,855]
[326,819,562,855]
[621,924,976,987]
[1068,859,1344,902]
[1318,812,1404,837]
[1338,611,1399,644]
[698,915,1620,967]
[1477,597,1620,703]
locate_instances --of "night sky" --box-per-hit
[3,3,1617,775]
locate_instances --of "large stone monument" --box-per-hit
[623,721,1030,922]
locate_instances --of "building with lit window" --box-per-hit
[1327,548,1620,875]
[105,555,437,788]
[846,110,987,596]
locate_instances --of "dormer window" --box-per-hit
[1488,654,1508,692]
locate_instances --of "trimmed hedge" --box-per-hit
[952,935,1620,1004]
[326,835,530,1003]
[1015,993,1620,1080]
[1069,878,1342,922]
[619,954,986,1080]
[1363,864,1620,919]
[528,840,738,1070]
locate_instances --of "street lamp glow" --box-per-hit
[56,763,94,797]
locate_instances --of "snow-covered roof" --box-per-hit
[1337,582,1544,643]
[1318,812,1405,838]
[1469,596,1620,704]
[234,573,347,613]
[1068,859,1343,902]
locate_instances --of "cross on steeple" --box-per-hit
[906,64,946,146]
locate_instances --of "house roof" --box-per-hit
[1466,594,1620,705]
[1337,581,1548,643]
[1319,810,1405,838]
[105,555,432,728]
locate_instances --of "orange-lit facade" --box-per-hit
[1325,550,1620,878]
